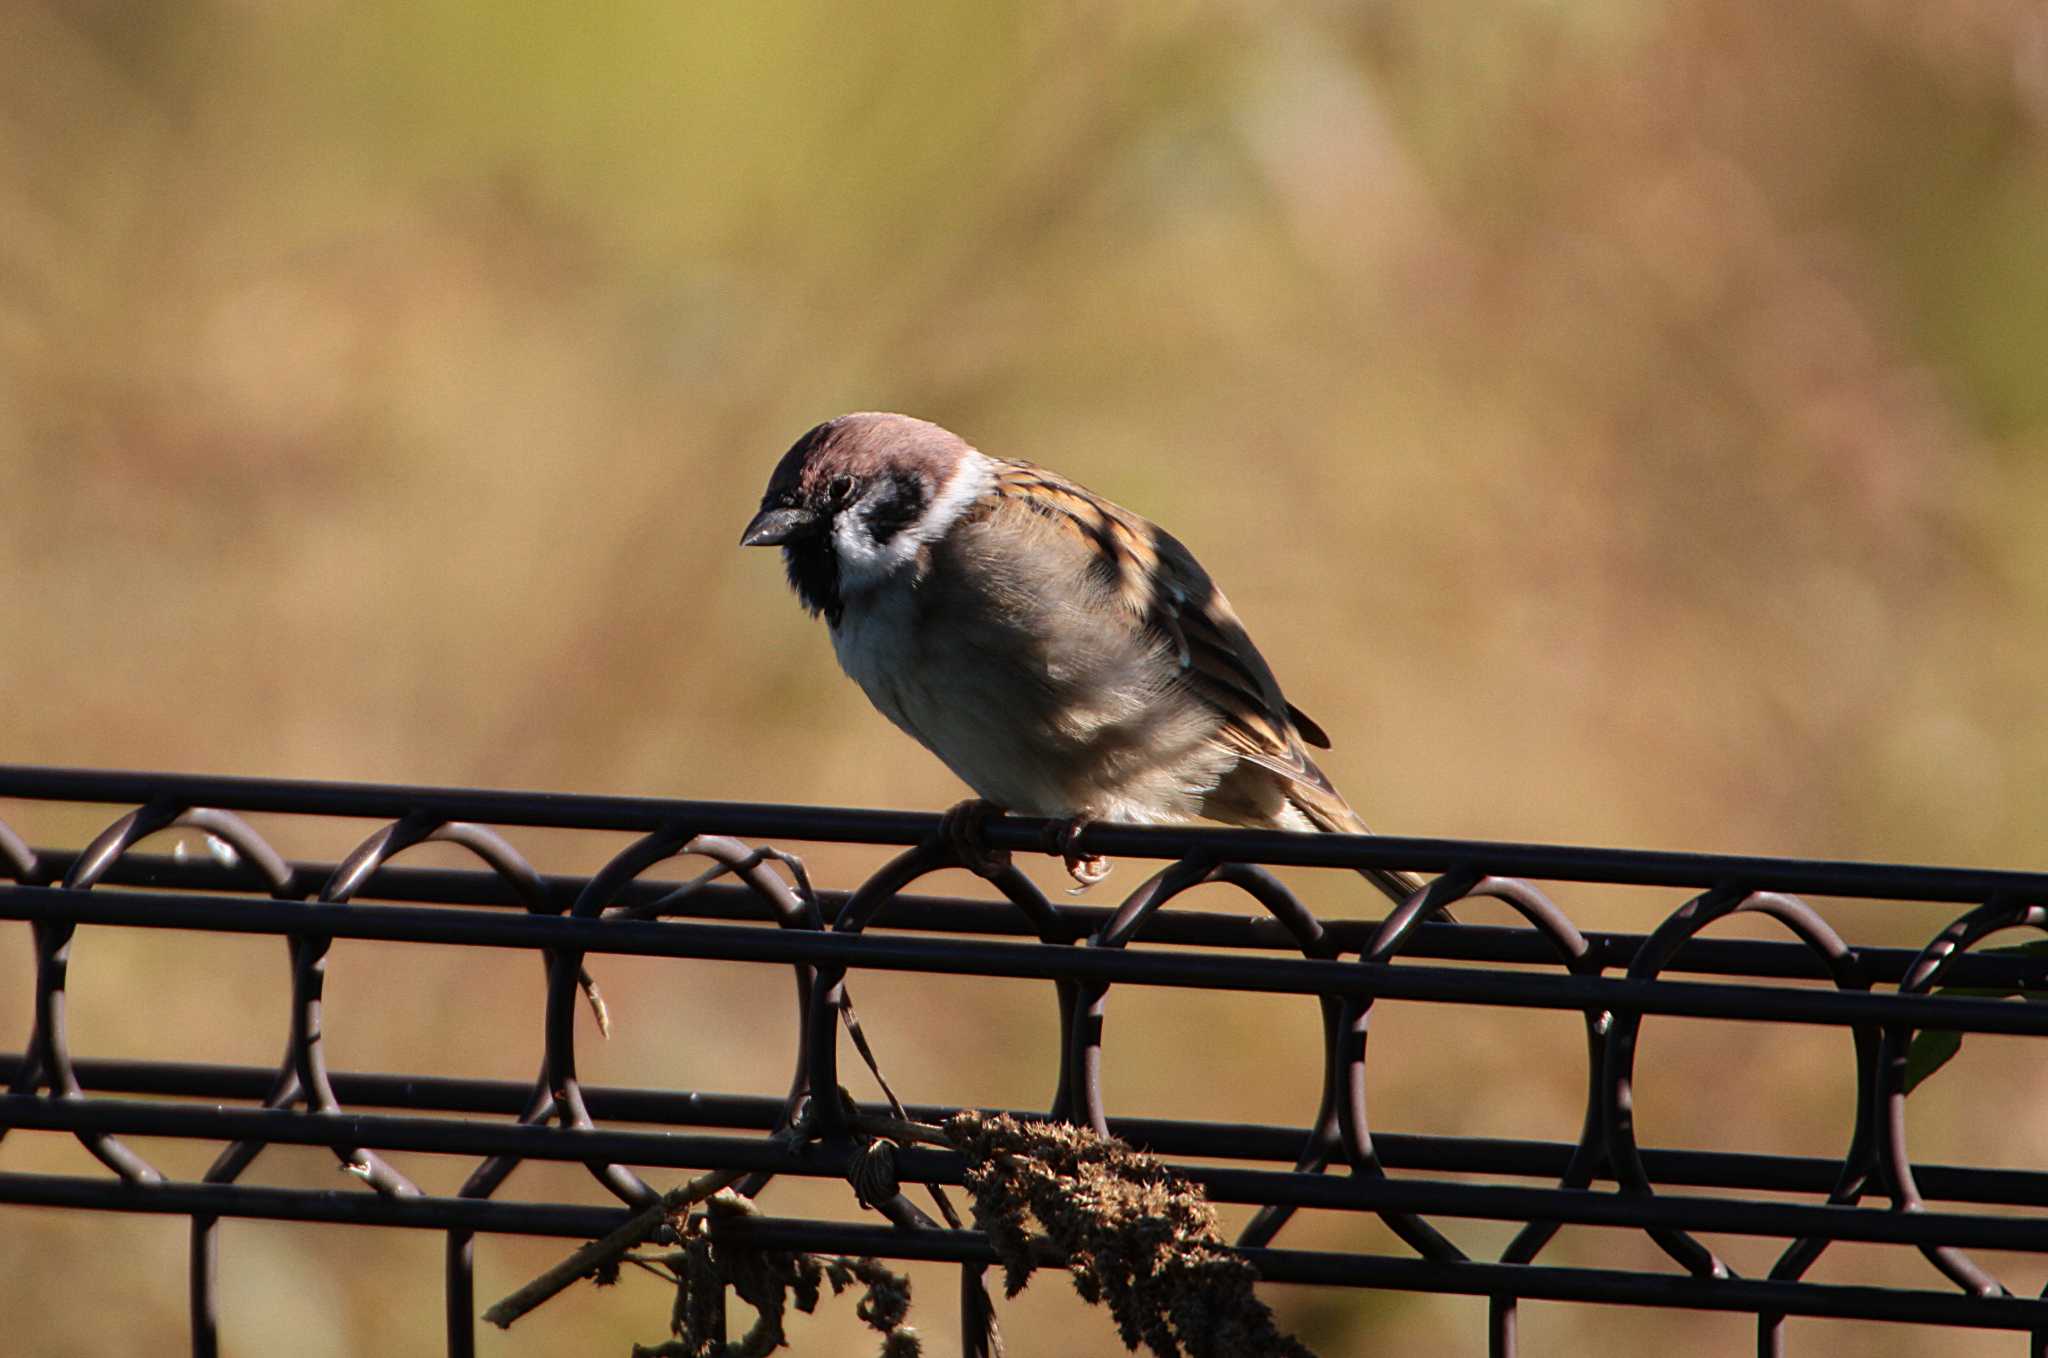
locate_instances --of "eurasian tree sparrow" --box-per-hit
[741,412,1423,902]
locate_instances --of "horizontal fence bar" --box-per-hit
[0,1170,624,1237]
[5,1171,2043,1332]
[9,1056,2048,1210]
[7,1095,2048,1252]
[21,850,2048,991]
[7,763,2048,900]
[2,884,2042,1032]
[713,1218,2048,1332]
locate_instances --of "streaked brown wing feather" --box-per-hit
[986,458,1342,800]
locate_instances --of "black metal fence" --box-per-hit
[3,764,2046,1356]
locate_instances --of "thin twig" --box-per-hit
[844,1111,956,1150]
[482,1167,745,1329]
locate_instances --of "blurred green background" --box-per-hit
[4,1,2048,1354]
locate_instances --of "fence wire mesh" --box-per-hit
[2,764,2047,1356]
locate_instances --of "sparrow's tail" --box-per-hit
[1363,865,1429,908]
[1287,787,1440,913]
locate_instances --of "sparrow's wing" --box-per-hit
[980,459,1427,904]
[984,459,1355,813]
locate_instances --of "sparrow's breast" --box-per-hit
[829,560,1228,822]
[827,579,1069,814]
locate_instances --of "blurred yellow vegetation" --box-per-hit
[3,2,2047,1354]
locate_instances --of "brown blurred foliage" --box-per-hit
[3,2,2047,1354]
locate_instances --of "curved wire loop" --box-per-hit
[1338,872,1588,1270]
[1,803,296,1358]
[552,828,724,1208]
[1054,855,1339,1249]
[1396,879,1611,1358]
[574,828,824,1195]
[1876,897,2048,1302]
[798,835,1063,1358]
[199,812,498,1199]
[541,827,835,1199]
[1597,888,1877,1356]
[0,810,43,1150]
[8,804,294,1181]
[0,813,38,883]
[803,840,1066,1142]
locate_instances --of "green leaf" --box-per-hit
[1903,1027,1965,1094]
[1901,941,2048,1093]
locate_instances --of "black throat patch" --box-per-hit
[783,538,841,626]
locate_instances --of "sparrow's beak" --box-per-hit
[739,504,821,547]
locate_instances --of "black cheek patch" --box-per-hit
[863,473,929,545]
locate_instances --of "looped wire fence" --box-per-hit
[2,764,2047,1356]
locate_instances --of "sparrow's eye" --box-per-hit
[827,475,856,506]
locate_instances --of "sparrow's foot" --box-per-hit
[1051,817,1112,891]
[938,798,1011,879]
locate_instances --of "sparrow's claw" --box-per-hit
[938,798,1011,879]
[1052,817,1112,891]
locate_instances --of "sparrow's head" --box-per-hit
[741,412,988,622]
